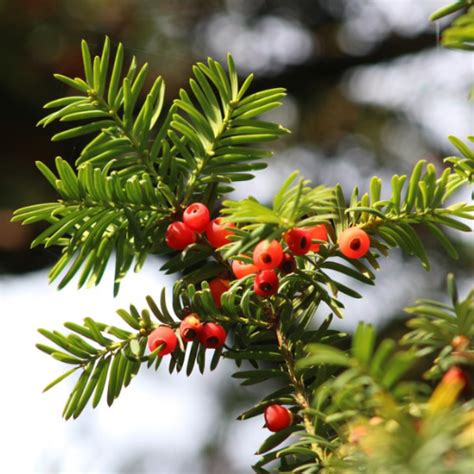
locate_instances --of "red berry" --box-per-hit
[254,270,279,297]
[232,257,259,279]
[253,240,284,270]
[206,218,235,248]
[338,227,370,259]
[264,404,293,432]
[199,322,227,349]
[147,326,178,356]
[183,202,210,232]
[284,228,312,256]
[309,224,328,252]
[165,221,196,250]
[279,252,296,274]
[179,314,202,342]
[208,278,230,309]
[443,366,467,387]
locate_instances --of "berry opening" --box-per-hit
[183,328,196,340]
[350,238,361,251]
[260,282,273,292]
[207,336,219,345]
[253,240,284,270]
[300,236,308,248]
[338,227,370,259]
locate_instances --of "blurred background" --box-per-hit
[0,0,472,472]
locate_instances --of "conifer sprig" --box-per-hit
[13,7,474,470]
[14,39,287,294]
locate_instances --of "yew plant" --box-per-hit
[14,4,474,473]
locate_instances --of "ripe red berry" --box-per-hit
[179,314,202,342]
[338,227,370,259]
[253,240,284,270]
[206,218,235,248]
[279,252,296,274]
[183,202,210,232]
[264,404,293,432]
[442,366,467,387]
[208,278,230,309]
[284,228,312,255]
[147,326,178,356]
[254,270,279,297]
[199,322,227,349]
[165,221,196,250]
[309,224,328,252]
[232,257,259,279]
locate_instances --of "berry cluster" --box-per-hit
[165,202,235,250]
[166,205,371,303]
[147,314,227,356]
[233,225,370,299]
[163,206,372,438]
[165,203,370,263]
[231,224,330,298]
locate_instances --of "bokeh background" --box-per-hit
[0,1,473,473]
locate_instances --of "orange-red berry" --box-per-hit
[279,252,296,274]
[147,326,178,356]
[309,224,328,252]
[253,240,284,270]
[254,270,279,297]
[165,221,196,250]
[209,278,230,308]
[183,202,210,232]
[179,314,202,342]
[284,228,312,255]
[338,227,370,259]
[232,257,259,279]
[442,366,467,387]
[206,218,235,248]
[199,322,227,349]
[264,404,293,432]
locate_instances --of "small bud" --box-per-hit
[452,335,470,351]
[179,314,202,342]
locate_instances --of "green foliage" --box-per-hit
[348,160,473,268]
[402,273,474,379]
[431,2,474,97]
[436,5,474,50]
[36,291,227,419]
[14,19,474,473]
[327,408,474,474]
[299,322,421,418]
[430,1,473,22]
[445,136,474,185]
[13,38,287,294]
